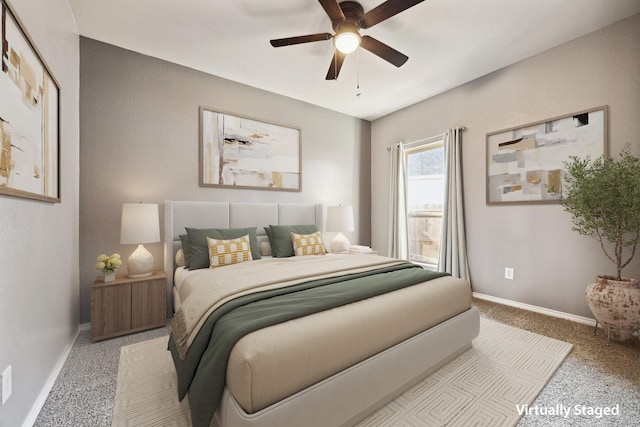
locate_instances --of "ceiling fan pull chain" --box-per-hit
[356,48,361,97]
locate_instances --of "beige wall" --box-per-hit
[79,38,371,323]
[0,0,79,426]
[371,14,640,318]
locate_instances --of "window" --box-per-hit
[405,140,445,267]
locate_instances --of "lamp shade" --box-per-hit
[120,203,160,244]
[326,205,354,232]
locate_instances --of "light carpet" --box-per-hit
[112,318,572,427]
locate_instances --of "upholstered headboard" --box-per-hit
[163,200,323,302]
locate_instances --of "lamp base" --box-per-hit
[128,271,153,279]
[330,232,350,253]
[127,244,154,278]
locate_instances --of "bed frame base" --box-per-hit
[216,306,480,427]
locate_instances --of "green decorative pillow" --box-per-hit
[266,224,319,257]
[186,227,260,269]
[179,234,191,268]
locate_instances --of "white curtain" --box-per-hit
[388,142,408,259]
[438,128,471,280]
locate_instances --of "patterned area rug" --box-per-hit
[111,318,572,427]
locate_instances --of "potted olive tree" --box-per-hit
[563,145,640,340]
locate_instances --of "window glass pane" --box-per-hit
[406,144,444,265]
[407,147,444,176]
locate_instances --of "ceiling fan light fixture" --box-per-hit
[334,31,361,54]
[270,0,420,80]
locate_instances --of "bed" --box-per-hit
[163,200,480,427]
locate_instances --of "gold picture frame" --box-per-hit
[486,106,608,205]
[0,0,60,202]
[199,107,301,192]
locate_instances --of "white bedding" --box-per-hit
[172,253,367,311]
[174,266,189,294]
[164,201,479,427]
[173,255,273,311]
[171,254,409,355]
[171,253,473,419]
[226,274,472,413]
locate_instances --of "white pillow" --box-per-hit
[175,249,185,267]
[259,241,273,257]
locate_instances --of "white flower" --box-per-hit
[96,253,122,272]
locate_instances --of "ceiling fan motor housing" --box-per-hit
[332,1,365,32]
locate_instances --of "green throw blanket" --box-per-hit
[168,262,448,427]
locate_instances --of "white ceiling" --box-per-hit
[68,0,640,121]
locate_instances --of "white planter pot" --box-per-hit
[103,271,116,283]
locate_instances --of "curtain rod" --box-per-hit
[386,126,467,151]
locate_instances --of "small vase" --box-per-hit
[103,271,116,283]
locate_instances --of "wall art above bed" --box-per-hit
[199,107,301,191]
[0,0,60,202]
[486,106,607,205]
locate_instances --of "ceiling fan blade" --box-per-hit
[318,0,346,22]
[361,0,425,29]
[325,50,346,80]
[361,35,408,67]
[270,33,333,47]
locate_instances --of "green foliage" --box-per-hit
[562,145,640,280]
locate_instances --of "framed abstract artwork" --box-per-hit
[200,107,301,191]
[0,0,60,202]
[486,106,607,205]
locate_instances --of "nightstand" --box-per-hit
[91,270,167,341]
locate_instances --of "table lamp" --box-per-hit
[120,202,160,278]
[326,205,354,253]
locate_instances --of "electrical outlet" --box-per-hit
[1,365,12,405]
[505,267,514,280]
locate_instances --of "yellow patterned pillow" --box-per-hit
[291,231,326,256]
[207,235,253,268]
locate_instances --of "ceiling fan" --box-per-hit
[270,0,425,80]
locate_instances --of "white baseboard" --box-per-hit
[472,292,596,327]
[22,326,82,427]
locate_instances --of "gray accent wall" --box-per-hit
[0,0,79,426]
[79,38,371,323]
[371,14,640,318]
